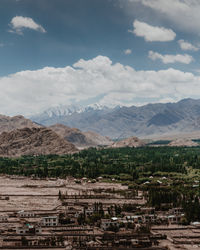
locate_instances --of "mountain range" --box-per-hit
[0,114,112,156]
[30,98,200,139]
[0,98,200,157]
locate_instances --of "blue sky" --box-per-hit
[0,0,135,75]
[1,0,200,116]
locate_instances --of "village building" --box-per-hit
[16,224,42,235]
[167,214,184,224]
[101,217,119,230]
[41,216,59,227]
[169,207,184,215]
[132,215,143,224]
[140,207,155,214]
[0,215,8,222]
[85,207,95,217]
[143,214,157,224]
[17,210,35,218]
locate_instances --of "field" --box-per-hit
[0,175,129,211]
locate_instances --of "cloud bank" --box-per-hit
[0,56,200,116]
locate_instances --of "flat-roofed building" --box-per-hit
[41,216,58,227]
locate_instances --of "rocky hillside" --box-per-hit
[0,127,77,157]
[49,124,112,148]
[31,98,200,139]
[0,114,41,134]
[112,137,145,148]
[83,131,113,147]
[168,139,199,147]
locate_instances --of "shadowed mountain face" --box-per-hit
[147,110,183,127]
[0,127,77,157]
[49,124,113,148]
[31,98,200,139]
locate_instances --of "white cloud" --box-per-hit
[178,39,199,51]
[127,0,200,34]
[130,20,176,42]
[124,49,132,55]
[9,16,46,35]
[148,51,193,64]
[0,55,200,116]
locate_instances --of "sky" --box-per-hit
[1,0,200,116]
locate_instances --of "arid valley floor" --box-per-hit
[0,175,199,249]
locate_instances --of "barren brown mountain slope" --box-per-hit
[168,138,198,147]
[83,131,113,147]
[0,114,41,134]
[0,127,77,157]
[112,136,145,148]
[49,124,112,148]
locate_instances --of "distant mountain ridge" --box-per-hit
[31,103,110,121]
[30,98,200,139]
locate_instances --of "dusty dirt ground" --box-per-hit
[0,175,131,211]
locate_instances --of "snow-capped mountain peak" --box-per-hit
[32,103,109,119]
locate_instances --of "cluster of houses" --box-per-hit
[0,175,195,249]
[14,211,59,235]
[0,210,61,248]
[0,201,186,249]
[0,194,177,249]
[100,207,185,231]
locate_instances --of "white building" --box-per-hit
[41,216,59,227]
[17,210,35,218]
